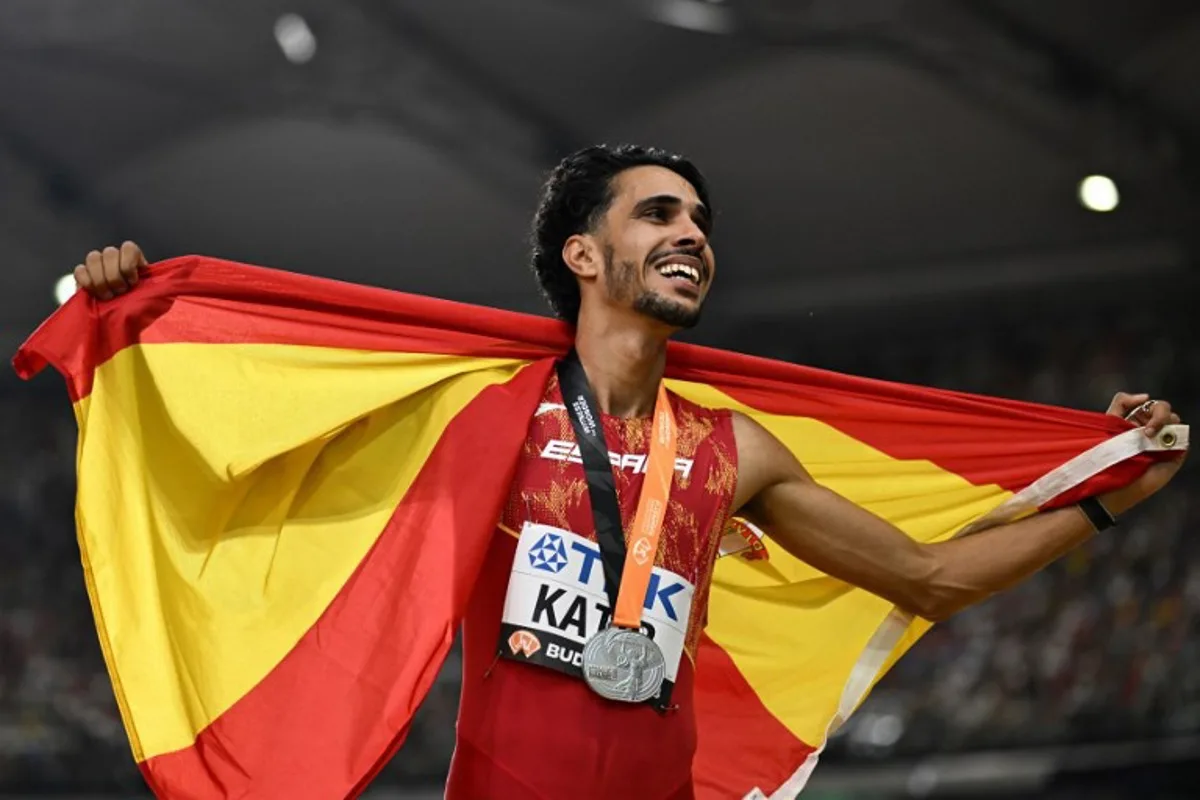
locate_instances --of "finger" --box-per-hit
[119,241,144,285]
[101,246,130,295]
[73,263,91,293]
[1145,401,1174,436]
[1108,392,1150,416]
[1170,413,1181,424]
[84,250,111,299]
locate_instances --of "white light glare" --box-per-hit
[649,0,735,34]
[275,13,317,64]
[54,273,77,306]
[865,713,903,747]
[1079,174,1119,212]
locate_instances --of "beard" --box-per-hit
[604,247,703,329]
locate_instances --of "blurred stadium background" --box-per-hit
[1,1,1198,797]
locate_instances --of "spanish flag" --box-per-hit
[13,256,1187,799]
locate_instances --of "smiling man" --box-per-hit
[73,143,1184,800]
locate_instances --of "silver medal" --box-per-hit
[581,627,666,703]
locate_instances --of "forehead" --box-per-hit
[609,165,701,206]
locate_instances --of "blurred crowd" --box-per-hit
[0,377,129,790]
[0,296,1195,792]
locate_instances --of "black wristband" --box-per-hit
[1078,496,1117,532]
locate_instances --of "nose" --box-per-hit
[672,216,707,251]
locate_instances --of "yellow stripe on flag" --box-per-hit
[76,343,525,760]
[670,381,1011,745]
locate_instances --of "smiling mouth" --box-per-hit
[653,261,703,287]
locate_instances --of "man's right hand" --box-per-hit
[74,242,147,300]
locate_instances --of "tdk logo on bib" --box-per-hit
[528,532,569,573]
[528,530,687,621]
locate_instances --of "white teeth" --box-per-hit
[656,262,701,284]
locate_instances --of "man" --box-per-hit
[74,144,1184,799]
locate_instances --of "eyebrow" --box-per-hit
[633,194,712,231]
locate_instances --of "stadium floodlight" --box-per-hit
[54,273,76,306]
[275,13,317,65]
[1079,174,1119,212]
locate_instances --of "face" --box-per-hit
[568,165,715,329]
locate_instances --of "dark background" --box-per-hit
[1,1,1198,797]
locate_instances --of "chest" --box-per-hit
[499,391,738,586]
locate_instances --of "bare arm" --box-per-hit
[730,396,1184,621]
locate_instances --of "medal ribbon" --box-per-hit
[556,350,678,631]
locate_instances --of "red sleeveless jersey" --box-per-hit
[447,374,738,800]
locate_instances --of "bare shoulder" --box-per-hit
[730,410,782,461]
[730,411,811,513]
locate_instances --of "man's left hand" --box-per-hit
[1099,392,1186,515]
[1106,392,1181,438]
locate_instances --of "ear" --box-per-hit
[562,233,601,280]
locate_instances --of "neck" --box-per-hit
[573,306,669,418]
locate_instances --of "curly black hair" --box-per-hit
[529,144,712,324]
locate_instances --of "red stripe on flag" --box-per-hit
[692,635,816,799]
[137,360,552,799]
[666,346,1155,495]
[14,256,569,400]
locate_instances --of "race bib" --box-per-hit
[497,522,695,706]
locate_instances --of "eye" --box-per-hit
[642,206,668,221]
